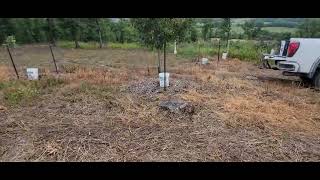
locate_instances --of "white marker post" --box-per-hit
[227,39,230,54]
[174,40,177,55]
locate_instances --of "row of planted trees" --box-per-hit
[0,18,140,47]
[1,18,234,48]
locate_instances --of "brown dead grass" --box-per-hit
[224,96,320,134]
[1,46,320,161]
[0,66,13,81]
[63,67,130,85]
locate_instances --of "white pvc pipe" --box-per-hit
[174,40,177,55]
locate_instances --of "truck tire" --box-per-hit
[312,69,320,89]
[300,76,312,85]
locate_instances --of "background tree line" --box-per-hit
[0,18,140,47]
[1,18,320,48]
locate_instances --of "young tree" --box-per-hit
[201,22,212,41]
[0,18,15,44]
[60,18,82,48]
[219,18,231,48]
[46,18,57,46]
[190,25,198,42]
[95,18,103,48]
[131,18,164,73]
[131,18,192,90]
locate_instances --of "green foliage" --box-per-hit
[131,18,193,50]
[107,42,142,49]
[296,18,320,38]
[171,40,274,62]
[3,85,39,105]
[57,41,142,50]
[201,22,213,41]
[0,77,65,105]
[241,20,262,39]
[111,19,139,43]
[0,18,139,46]
[57,41,100,49]
[190,25,198,42]
[219,18,232,40]
[4,35,16,47]
[0,82,5,90]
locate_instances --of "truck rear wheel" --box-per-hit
[312,70,320,90]
[300,76,312,85]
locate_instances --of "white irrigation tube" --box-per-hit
[174,40,177,55]
[227,39,230,54]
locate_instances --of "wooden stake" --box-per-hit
[163,40,167,91]
[49,44,59,74]
[96,18,103,48]
[157,49,161,74]
[218,39,221,62]
[6,45,19,79]
[198,41,201,62]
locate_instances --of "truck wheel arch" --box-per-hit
[308,57,320,78]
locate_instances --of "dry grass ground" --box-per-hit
[1,45,320,161]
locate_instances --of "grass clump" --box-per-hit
[168,40,275,62]
[77,82,115,100]
[0,77,65,106]
[57,41,99,49]
[57,41,143,50]
[107,42,142,49]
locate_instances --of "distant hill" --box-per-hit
[231,18,303,34]
[233,18,304,27]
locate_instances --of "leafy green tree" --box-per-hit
[220,18,231,41]
[46,18,57,46]
[241,20,262,39]
[0,18,15,43]
[297,18,320,38]
[59,18,82,48]
[131,18,192,85]
[201,21,213,41]
[95,18,103,48]
[190,24,198,42]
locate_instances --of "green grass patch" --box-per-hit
[0,77,65,106]
[262,27,297,33]
[0,82,5,90]
[169,40,274,62]
[107,42,142,49]
[57,41,143,50]
[57,41,100,49]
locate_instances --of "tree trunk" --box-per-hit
[75,39,80,49]
[163,41,167,91]
[226,31,230,49]
[95,18,103,48]
[74,19,81,49]
[157,49,161,73]
[73,18,80,49]
[46,18,56,46]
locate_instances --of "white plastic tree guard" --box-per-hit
[26,68,39,80]
[159,72,170,87]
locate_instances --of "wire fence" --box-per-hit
[0,43,182,79]
[0,40,280,80]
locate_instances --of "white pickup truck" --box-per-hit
[262,38,320,88]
